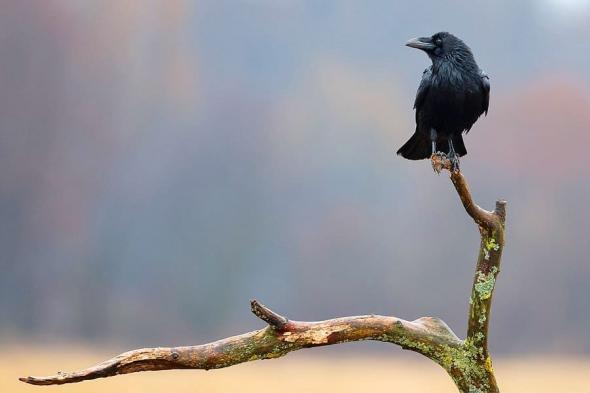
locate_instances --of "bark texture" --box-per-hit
[21,156,506,393]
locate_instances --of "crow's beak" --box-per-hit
[406,37,435,51]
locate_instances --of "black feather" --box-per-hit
[398,32,490,160]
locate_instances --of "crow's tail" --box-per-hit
[397,133,468,160]
[453,134,467,157]
[396,132,431,160]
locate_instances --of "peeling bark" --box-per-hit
[21,156,506,393]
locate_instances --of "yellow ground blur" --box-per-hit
[2,346,590,393]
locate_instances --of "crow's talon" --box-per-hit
[449,155,461,173]
[430,152,446,174]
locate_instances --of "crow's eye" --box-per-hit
[435,38,443,46]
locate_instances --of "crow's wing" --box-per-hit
[413,67,432,118]
[480,71,490,115]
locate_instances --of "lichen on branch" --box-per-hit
[20,304,462,386]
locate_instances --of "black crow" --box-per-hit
[397,32,489,170]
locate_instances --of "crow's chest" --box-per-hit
[420,71,481,133]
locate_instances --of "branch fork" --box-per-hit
[21,155,506,393]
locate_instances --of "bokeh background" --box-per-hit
[2,0,590,391]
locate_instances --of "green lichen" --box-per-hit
[474,267,498,300]
[482,237,500,260]
[485,237,500,251]
[380,327,495,392]
[386,334,435,356]
[474,332,485,343]
[478,313,486,324]
[485,356,494,373]
[438,339,493,393]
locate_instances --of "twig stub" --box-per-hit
[250,299,289,330]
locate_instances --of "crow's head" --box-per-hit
[406,32,474,64]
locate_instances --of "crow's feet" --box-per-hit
[449,154,460,173]
[431,152,461,174]
[431,152,447,174]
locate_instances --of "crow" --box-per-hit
[397,32,489,170]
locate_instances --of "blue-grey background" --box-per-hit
[1,0,589,355]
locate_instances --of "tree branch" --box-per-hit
[21,155,506,393]
[20,300,461,386]
[431,155,505,392]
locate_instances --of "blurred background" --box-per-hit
[2,0,590,391]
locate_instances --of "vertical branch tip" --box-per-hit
[494,200,507,222]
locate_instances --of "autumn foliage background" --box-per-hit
[1,1,590,392]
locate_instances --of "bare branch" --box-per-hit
[431,155,500,231]
[20,304,461,386]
